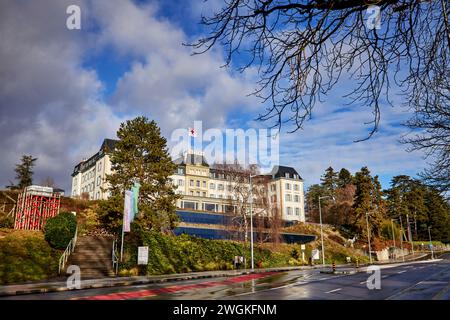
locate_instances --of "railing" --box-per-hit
[112,238,119,275]
[58,226,78,274]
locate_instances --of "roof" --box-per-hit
[100,139,118,153]
[173,153,209,166]
[72,138,118,176]
[269,165,302,180]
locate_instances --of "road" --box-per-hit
[2,253,449,300]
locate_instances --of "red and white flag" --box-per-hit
[188,127,197,137]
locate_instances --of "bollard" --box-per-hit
[332,261,336,273]
[356,258,359,269]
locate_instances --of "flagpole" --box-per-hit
[120,190,125,262]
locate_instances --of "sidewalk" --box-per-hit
[0,253,432,297]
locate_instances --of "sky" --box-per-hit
[0,0,429,193]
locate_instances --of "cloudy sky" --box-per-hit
[0,0,428,193]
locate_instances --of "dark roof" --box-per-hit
[72,139,118,176]
[101,139,118,153]
[269,165,302,180]
[173,153,209,167]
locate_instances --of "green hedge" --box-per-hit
[44,212,77,249]
[0,231,60,284]
[120,229,298,275]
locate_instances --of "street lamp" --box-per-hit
[428,226,434,260]
[365,211,373,264]
[249,174,258,271]
[318,195,334,266]
[390,219,396,260]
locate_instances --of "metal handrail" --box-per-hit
[58,226,78,274]
[112,239,119,275]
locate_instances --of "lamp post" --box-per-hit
[390,219,396,260]
[399,216,405,262]
[318,195,334,266]
[428,226,434,260]
[365,211,373,264]
[249,174,258,271]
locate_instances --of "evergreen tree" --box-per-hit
[320,166,338,195]
[424,188,450,243]
[337,168,353,188]
[352,167,385,240]
[100,117,180,233]
[9,155,37,189]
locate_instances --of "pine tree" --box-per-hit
[10,155,37,189]
[101,117,180,233]
[337,168,353,188]
[424,188,450,243]
[352,167,385,240]
[320,166,338,195]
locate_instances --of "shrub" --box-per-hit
[0,215,14,229]
[44,212,77,249]
[0,230,60,284]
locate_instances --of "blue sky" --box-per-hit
[0,0,428,192]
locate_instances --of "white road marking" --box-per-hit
[326,288,342,293]
[360,281,366,284]
[397,270,407,274]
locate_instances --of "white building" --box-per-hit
[71,140,305,222]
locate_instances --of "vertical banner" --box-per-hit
[123,190,132,232]
[131,182,141,222]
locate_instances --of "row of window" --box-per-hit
[286,207,301,216]
[285,194,301,202]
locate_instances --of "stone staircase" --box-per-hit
[68,235,115,279]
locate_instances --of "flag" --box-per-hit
[130,182,141,222]
[123,190,133,232]
[188,127,197,137]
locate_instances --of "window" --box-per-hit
[294,195,299,202]
[202,192,207,197]
[210,183,215,189]
[218,184,224,191]
[97,177,101,186]
[190,191,194,196]
[218,194,223,198]
[190,180,194,187]
[196,180,200,187]
[96,192,100,200]
[182,201,196,210]
[203,181,206,188]
[295,208,300,216]
[210,194,215,198]
[227,185,232,192]
[196,191,200,196]
[293,184,299,191]
[178,179,184,186]
[177,168,184,175]
[285,183,291,190]
[286,207,292,215]
[285,172,290,178]
[285,194,292,201]
[98,162,102,171]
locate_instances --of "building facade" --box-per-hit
[71,139,305,222]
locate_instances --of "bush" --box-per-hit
[44,212,77,249]
[0,230,60,284]
[0,215,14,228]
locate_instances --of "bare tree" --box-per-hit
[192,0,450,191]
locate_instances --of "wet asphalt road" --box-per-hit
[2,253,449,300]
